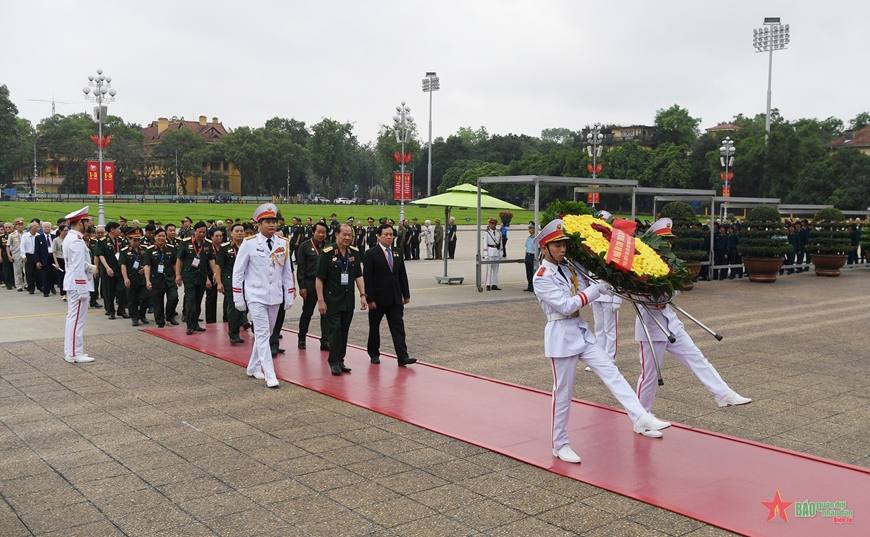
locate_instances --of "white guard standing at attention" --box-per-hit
[232,203,295,388]
[62,206,97,363]
[484,217,502,291]
[635,218,752,411]
[533,219,671,464]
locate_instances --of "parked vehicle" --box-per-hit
[334,197,352,205]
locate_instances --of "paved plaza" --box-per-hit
[1,234,868,535]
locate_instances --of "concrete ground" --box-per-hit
[1,233,869,536]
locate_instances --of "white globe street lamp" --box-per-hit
[82,68,117,226]
[393,101,414,223]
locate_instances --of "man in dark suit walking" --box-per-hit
[363,223,416,367]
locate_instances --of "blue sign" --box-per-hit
[3,189,17,197]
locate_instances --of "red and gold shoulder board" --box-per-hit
[536,266,546,277]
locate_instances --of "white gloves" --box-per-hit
[85,263,97,276]
[234,301,247,312]
[283,299,294,311]
[594,282,613,296]
[610,302,621,312]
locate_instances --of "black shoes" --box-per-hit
[370,356,380,364]
[320,344,330,351]
[108,313,116,320]
[340,362,351,373]
[230,336,245,344]
[132,319,139,327]
[186,328,194,335]
[140,318,149,324]
[486,286,491,291]
[168,317,179,326]
[193,326,206,332]
[330,364,342,376]
[490,286,502,291]
[398,357,417,367]
[119,312,130,319]
[298,341,307,349]
[523,287,533,292]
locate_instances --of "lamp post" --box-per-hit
[586,123,604,208]
[393,101,414,223]
[82,68,116,226]
[422,72,440,197]
[753,18,789,143]
[720,136,735,221]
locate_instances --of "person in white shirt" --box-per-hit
[62,207,96,363]
[484,217,502,290]
[533,219,670,464]
[22,221,39,294]
[232,204,295,388]
[422,220,435,259]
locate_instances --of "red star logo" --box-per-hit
[761,490,794,522]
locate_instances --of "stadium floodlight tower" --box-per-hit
[753,18,789,143]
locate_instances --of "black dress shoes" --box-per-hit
[276,348,285,353]
[119,312,131,319]
[340,362,351,373]
[108,313,116,320]
[320,344,330,351]
[330,364,343,375]
[370,356,380,364]
[298,341,307,349]
[140,318,149,324]
[193,326,206,332]
[186,328,194,335]
[398,357,417,366]
[230,336,245,344]
[157,323,165,328]
[523,287,533,292]
[486,286,491,291]
[490,286,502,291]
[168,317,179,326]
[242,322,251,330]
[131,319,139,327]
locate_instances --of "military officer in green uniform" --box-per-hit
[214,222,246,344]
[143,228,179,328]
[175,221,214,335]
[120,228,150,326]
[95,221,129,319]
[0,223,12,289]
[316,223,367,376]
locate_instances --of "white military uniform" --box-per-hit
[592,293,622,363]
[63,226,95,359]
[484,225,501,287]
[534,259,648,452]
[8,228,24,290]
[634,302,733,411]
[232,232,295,385]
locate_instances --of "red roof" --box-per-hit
[705,123,741,132]
[142,119,227,145]
[825,125,870,149]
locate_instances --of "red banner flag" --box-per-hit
[605,227,636,273]
[87,161,100,195]
[612,217,637,236]
[722,185,731,197]
[103,161,115,195]
[587,192,600,204]
[393,172,411,201]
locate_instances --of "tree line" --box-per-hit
[1,84,869,210]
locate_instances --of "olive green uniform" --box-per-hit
[177,237,214,330]
[215,241,245,340]
[143,244,178,327]
[94,235,128,317]
[120,244,149,324]
[316,245,363,366]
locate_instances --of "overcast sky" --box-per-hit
[2,1,868,144]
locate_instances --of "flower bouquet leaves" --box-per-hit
[561,214,693,300]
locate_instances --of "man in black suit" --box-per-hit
[363,223,416,367]
[34,222,54,297]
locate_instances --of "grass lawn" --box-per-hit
[0,201,538,227]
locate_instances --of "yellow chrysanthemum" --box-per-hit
[562,215,670,277]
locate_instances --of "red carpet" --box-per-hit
[146,323,869,536]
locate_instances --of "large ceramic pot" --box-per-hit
[742,258,785,283]
[682,263,703,291]
[810,253,848,277]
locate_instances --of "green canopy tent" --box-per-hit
[411,183,523,284]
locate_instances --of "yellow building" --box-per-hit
[824,125,870,157]
[142,116,242,195]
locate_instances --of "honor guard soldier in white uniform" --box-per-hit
[232,204,295,388]
[484,217,502,290]
[62,207,97,363]
[533,219,671,464]
[588,210,623,371]
[635,218,752,411]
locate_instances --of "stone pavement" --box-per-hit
[0,260,869,535]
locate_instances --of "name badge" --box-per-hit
[132,261,139,270]
[191,257,200,268]
[157,264,164,274]
[114,252,120,261]
[340,273,349,286]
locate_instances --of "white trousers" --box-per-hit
[426,242,435,258]
[247,302,279,383]
[485,250,500,286]
[591,302,618,363]
[550,343,646,451]
[64,291,88,358]
[13,258,25,289]
[637,334,731,412]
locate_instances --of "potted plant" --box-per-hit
[807,207,851,277]
[739,206,791,283]
[499,211,514,226]
[660,201,707,290]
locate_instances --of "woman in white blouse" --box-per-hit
[52,226,68,300]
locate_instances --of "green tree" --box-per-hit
[152,128,208,195]
[0,84,30,185]
[540,127,576,145]
[307,118,358,199]
[641,142,692,189]
[849,112,870,131]
[654,104,701,147]
[38,113,99,194]
[373,122,421,196]
[217,126,308,197]
[103,116,147,194]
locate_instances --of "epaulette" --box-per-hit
[221,241,231,247]
[323,246,334,253]
[205,238,212,244]
[121,246,129,252]
[244,235,257,241]
[145,245,154,250]
[97,237,106,242]
[349,245,359,251]
[182,237,191,242]
[536,266,546,277]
